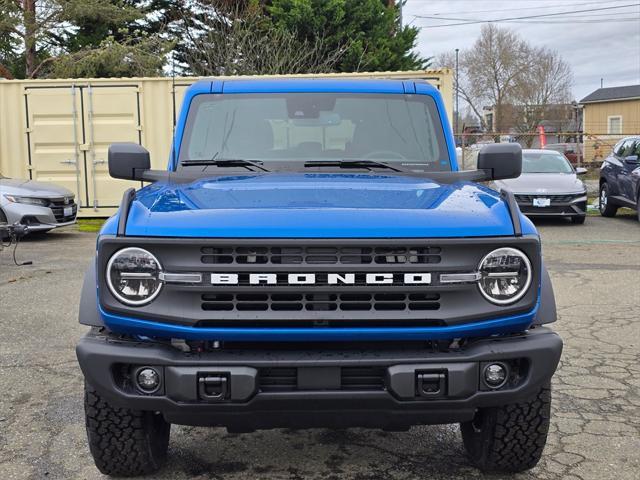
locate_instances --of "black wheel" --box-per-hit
[460,382,551,473]
[84,384,170,476]
[599,183,618,217]
[571,215,586,225]
[0,209,8,241]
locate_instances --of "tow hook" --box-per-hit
[198,374,229,402]
[416,372,447,398]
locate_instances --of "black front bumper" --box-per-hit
[76,328,562,431]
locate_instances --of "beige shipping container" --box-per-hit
[0,70,453,217]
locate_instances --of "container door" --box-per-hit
[24,86,86,207]
[83,84,142,210]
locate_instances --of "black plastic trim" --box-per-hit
[501,189,522,237]
[533,262,557,325]
[79,261,104,327]
[116,188,136,236]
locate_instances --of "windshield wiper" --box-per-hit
[180,159,270,172]
[304,159,405,172]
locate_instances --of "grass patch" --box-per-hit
[77,218,106,232]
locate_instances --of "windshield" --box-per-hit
[522,152,573,174]
[178,93,451,171]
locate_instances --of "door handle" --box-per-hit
[93,159,105,165]
[61,159,76,165]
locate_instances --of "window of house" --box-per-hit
[608,116,622,134]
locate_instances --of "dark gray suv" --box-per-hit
[599,136,640,222]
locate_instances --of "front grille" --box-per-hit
[50,199,77,223]
[519,205,579,214]
[515,194,578,204]
[98,237,541,328]
[201,245,441,265]
[258,366,385,392]
[202,292,440,312]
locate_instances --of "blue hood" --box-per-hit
[118,173,526,238]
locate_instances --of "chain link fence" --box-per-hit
[453,132,632,169]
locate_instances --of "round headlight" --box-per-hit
[106,247,163,306]
[477,247,532,305]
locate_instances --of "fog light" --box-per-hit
[136,367,160,392]
[483,363,508,388]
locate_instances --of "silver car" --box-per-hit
[495,149,588,224]
[0,173,78,233]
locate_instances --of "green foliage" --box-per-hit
[0,0,428,79]
[48,36,170,78]
[0,0,169,79]
[267,0,429,72]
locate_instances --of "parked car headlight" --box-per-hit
[3,194,49,206]
[477,248,532,305]
[106,247,163,306]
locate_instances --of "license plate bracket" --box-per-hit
[533,197,551,207]
[63,206,73,217]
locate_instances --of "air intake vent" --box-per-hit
[201,245,441,265]
[257,367,386,392]
[341,367,386,391]
[258,368,297,392]
[202,292,440,312]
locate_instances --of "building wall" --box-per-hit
[0,70,453,217]
[582,98,640,162]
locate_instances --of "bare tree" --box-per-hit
[512,46,573,145]
[180,4,347,76]
[434,51,487,131]
[437,25,574,141]
[461,24,530,134]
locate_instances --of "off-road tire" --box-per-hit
[460,382,551,473]
[599,182,618,217]
[84,384,170,476]
[571,215,586,225]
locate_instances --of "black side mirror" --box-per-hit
[477,143,522,180]
[624,155,639,165]
[108,143,150,180]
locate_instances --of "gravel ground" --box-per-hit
[0,215,638,480]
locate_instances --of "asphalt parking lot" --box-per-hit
[0,215,638,480]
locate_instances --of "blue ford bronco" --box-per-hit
[76,79,562,476]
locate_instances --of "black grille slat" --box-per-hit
[201,245,441,265]
[201,292,440,312]
[341,367,386,391]
[258,367,385,392]
[515,194,580,203]
[50,203,77,223]
[259,368,297,392]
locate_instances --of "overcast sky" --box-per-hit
[404,0,640,101]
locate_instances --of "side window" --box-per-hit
[631,140,640,157]
[614,140,628,157]
[619,140,635,158]
[608,116,622,135]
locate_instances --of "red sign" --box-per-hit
[538,125,547,148]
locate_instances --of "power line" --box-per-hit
[419,11,640,22]
[417,0,628,17]
[412,3,640,28]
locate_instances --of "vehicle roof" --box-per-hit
[186,78,439,95]
[523,149,562,154]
